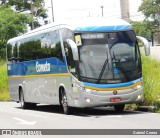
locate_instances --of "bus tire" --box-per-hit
[114,104,125,112]
[60,90,71,115]
[19,89,36,109]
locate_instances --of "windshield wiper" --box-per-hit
[97,51,109,84]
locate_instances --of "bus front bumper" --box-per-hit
[70,87,143,108]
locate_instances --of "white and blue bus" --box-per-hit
[7,17,150,114]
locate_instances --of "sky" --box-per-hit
[44,0,143,23]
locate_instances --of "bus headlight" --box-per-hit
[85,88,92,93]
[79,86,85,91]
[85,88,97,93]
[135,84,143,90]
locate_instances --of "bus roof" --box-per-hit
[7,17,132,44]
[70,17,132,32]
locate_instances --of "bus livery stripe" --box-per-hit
[84,79,142,91]
[75,25,132,32]
[8,73,69,79]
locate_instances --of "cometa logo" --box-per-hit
[36,61,51,72]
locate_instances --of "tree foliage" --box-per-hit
[130,20,157,41]
[0,5,31,59]
[0,0,47,28]
[139,0,160,25]
[138,0,160,44]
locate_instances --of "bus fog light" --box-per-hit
[138,94,142,99]
[86,98,91,103]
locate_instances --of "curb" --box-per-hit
[136,106,156,112]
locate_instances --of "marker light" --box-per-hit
[137,94,142,100]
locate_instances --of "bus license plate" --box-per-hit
[110,97,121,102]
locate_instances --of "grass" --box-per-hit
[0,60,10,101]
[142,55,160,110]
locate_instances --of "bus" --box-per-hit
[7,17,150,114]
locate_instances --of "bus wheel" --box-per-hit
[114,104,125,112]
[61,91,70,115]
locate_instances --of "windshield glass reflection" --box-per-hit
[76,31,142,84]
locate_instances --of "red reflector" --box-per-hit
[110,97,121,102]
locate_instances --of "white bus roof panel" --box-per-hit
[8,17,132,44]
[69,17,132,32]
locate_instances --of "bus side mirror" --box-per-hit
[66,39,79,61]
[136,36,150,56]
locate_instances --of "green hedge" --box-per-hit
[0,60,10,101]
[142,55,160,111]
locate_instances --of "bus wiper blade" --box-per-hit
[97,51,109,84]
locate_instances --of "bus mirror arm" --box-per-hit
[66,39,79,61]
[136,36,150,56]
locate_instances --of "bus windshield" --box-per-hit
[76,31,142,84]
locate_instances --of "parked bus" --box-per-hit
[7,17,150,114]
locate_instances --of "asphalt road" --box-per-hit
[0,102,160,138]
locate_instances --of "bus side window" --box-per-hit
[41,31,64,62]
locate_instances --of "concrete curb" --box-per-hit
[136,106,156,112]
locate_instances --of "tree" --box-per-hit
[0,0,47,29]
[130,20,156,41]
[0,5,32,59]
[139,0,160,44]
[139,0,160,26]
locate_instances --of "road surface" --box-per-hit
[0,102,159,138]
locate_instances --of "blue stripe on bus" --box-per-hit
[84,78,142,89]
[74,25,132,32]
[8,57,68,76]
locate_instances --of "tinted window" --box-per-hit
[18,30,63,62]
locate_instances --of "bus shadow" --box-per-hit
[16,105,64,114]
[16,104,147,117]
[71,107,147,117]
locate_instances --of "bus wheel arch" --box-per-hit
[19,87,27,109]
[59,86,71,115]
[18,86,23,102]
[59,86,64,106]
[18,86,36,109]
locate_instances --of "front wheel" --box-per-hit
[114,104,125,112]
[61,90,71,115]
